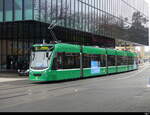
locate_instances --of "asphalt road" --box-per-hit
[0,64,150,112]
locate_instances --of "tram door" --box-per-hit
[80,46,84,78]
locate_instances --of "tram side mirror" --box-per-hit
[46,52,49,58]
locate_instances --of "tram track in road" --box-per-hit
[0,63,146,89]
[0,64,148,102]
[0,82,86,110]
[0,76,118,100]
[0,80,53,91]
[0,93,28,101]
[0,83,85,110]
[0,82,82,101]
[0,65,149,111]
[0,69,145,97]
[0,75,143,102]
[0,84,38,91]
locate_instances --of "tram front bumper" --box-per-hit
[29,70,49,81]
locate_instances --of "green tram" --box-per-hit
[29,43,138,81]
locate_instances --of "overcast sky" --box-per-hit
[145,0,150,4]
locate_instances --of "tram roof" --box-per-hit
[55,43,81,53]
[54,43,107,54]
[32,43,137,57]
[83,46,106,55]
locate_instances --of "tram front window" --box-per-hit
[30,46,53,70]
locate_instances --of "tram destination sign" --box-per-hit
[33,46,53,51]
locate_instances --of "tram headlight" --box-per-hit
[30,70,34,74]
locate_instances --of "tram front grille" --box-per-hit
[33,74,41,77]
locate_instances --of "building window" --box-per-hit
[41,0,46,22]
[0,0,3,22]
[24,0,33,20]
[34,0,40,21]
[5,0,13,21]
[14,0,22,21]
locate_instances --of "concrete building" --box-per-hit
[0,0,149,71]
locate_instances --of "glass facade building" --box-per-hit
[0,0,149,71]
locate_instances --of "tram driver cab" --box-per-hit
[30,45,54,70]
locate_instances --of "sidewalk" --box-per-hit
[0,72,28,78]
[0,78,28,83]
[0,72,28,83]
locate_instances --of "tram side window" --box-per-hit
[83,54,106,68]
[107,55,116,66]
[83,54,91,68]
[122,56,128,65]
[91,55,102,68]
[52,53,63,70]
[128,56,134,65]
[117,56,128,66]
[117,56,123,66]
[100,55,106,67]
[63,53,80,69]
[52,52,81,70]
[135,57,138,65]
[91,55,100,63]
[57,53,64,69]
[52,57,57,70]
[95,54,106,67]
